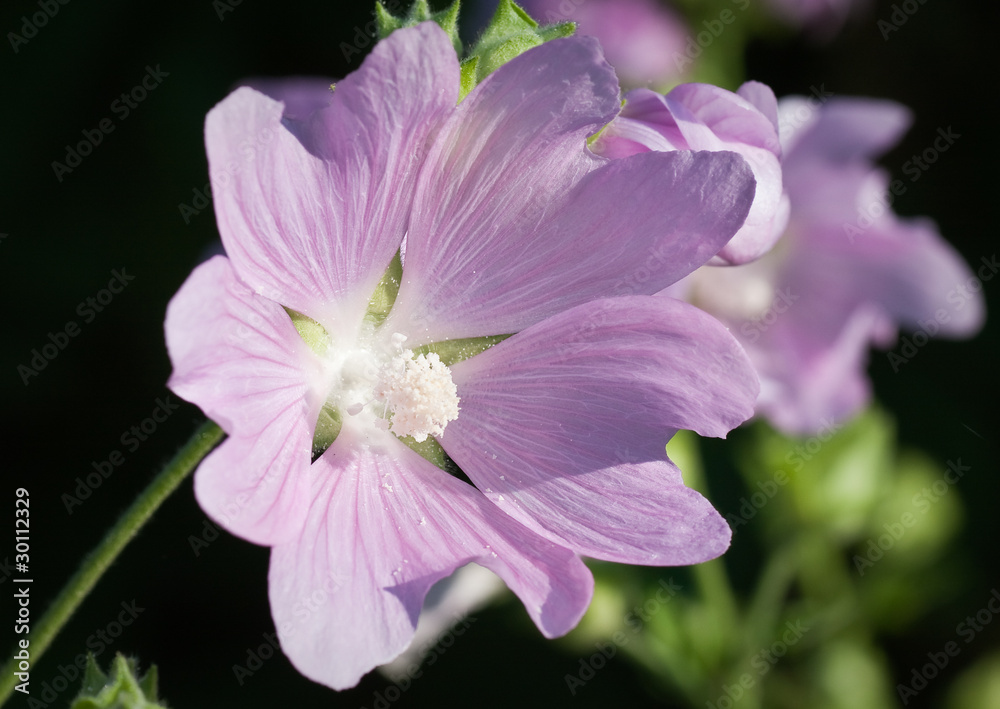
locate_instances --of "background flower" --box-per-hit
[676,96,984,434]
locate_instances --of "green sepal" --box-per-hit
[375,0,462,55]
[364,250,403,328]
[71,654,166,709]
[414,334,512,367]
[285,308,330,357]
[466,0,575,86]
[312,405,343,461]
[459,56,479,102]
[397,434,465,478]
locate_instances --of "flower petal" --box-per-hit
[598,84,785,265]
[165,256,324,544]
[442,297,755,563]
[205,23,458,325]
[240,76,337,120]
[779,96,912,164]
[269,422,593,690]
[385,36,755,343]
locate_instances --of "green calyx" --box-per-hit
[293,255,510,473]
[376,0,462,55]
[374,0,575,101]
[463,0,575,94]
[71,654,166,709]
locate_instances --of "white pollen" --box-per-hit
[375,349,460,443]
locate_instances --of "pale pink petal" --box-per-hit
[269,422,593,690]
[165,256,325,544]
[389,129,755,342]
[595,84,784,265]
[205,23,458,325]
[441,297,755,563]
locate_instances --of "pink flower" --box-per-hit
[165,24,758,688]
[674,96,984,434]
[595,81,789,265]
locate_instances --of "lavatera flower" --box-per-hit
[165,23,758,689]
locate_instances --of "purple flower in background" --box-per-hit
[763,0,869,39]
[518,0,691,87]
[165,24,759,689]
[673,96,984,434]
[595,81,789,265]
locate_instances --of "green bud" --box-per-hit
[375,0,462,55]
[71,654,166,709]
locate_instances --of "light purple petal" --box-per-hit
[779,96,911,165]
[751,304,882,434]
[790,216,986,337]
[165,256,326,544]
[738,81,780,134]
[269,422,593,690]
[205,23,458,325]
[390,138,754,341]
[597,83,785,265]
[442,297,755,563]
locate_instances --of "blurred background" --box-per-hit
[1,0,997,706]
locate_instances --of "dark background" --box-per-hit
[1,0,997,706]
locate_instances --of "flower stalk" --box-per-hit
[0,421,224,705]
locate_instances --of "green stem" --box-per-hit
[0,421,224,706]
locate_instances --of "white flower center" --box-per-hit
[376,348,459,442]
[326,332,460,443]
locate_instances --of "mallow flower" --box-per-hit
[668,96,985,434]
[165,23,760,689]
[595,81,789,265]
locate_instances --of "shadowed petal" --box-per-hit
[269,422,593,690]
[442,296,755,562]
